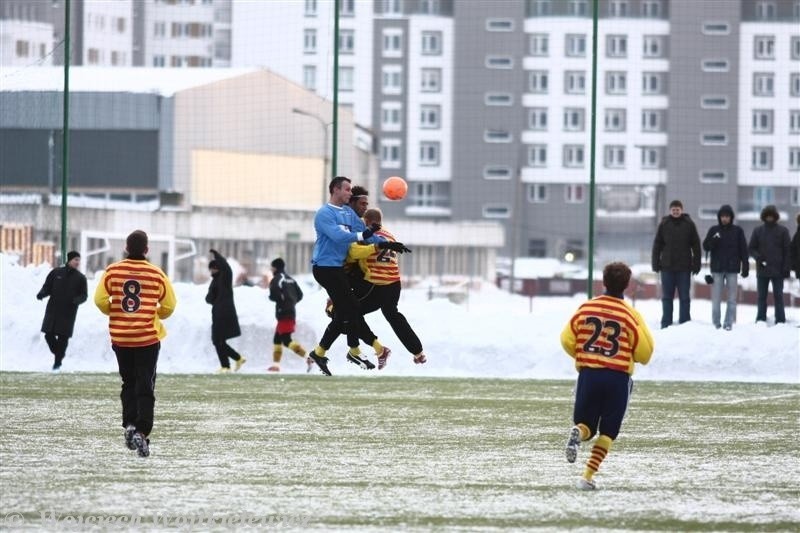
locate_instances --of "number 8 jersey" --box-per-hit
[94,258,177,347]
[560,295,654,375]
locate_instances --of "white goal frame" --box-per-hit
[79,230,196,279]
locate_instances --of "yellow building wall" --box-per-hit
[191,150,325,208]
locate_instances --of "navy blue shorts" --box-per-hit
[573,367,632,440]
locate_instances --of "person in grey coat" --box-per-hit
[748,205,791,324]
[702,205,749,330]
[651,200,702,329]
[36,251,88,370]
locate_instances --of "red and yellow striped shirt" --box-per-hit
[94,259,177,347]
[560,295,654,375]
[346,228,401,285]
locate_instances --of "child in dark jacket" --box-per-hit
[702,205,748,330]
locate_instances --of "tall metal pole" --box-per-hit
[331,0,340,177]
[586,0,599,298]
[60,0,71,263]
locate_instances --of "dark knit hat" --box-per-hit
[66,250,80,262]
[271,258,285,271]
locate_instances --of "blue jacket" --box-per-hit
[311,203,380,267]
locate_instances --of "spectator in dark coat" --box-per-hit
[748,205,791,324]
[36,250,88,370]
[702,205,749,330]
[205,249,245,372]
[651,200,702,329]
[791,213,800,280]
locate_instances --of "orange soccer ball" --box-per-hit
[383,176,408,201]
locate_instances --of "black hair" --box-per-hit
[603,262,632,296]
[329,176,351,194]
[126,230,148,259]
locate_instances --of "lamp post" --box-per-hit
[292,107,329,205]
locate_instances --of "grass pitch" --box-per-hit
[0,372,798,531]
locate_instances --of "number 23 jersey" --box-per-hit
[560,295,654,375]
[94,259,177,347]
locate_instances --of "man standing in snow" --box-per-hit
[560,262,654,490]
[36,250,88,371]
[702,205,749,330]
[748,205,791,324]
[651,199,701,328]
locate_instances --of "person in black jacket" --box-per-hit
[267,258,311,373]
[206,249,246,373]
[702,205,749,330]
[651,200,702,329]
[791,213,800,280]
[36,250,88,370]
[748,205,791,324]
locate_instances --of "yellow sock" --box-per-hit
[577,423,591,441]
[583,434,613,481]
[313,345,327,356]
[272,345,283,364]
[348,346,362,356]
[371,339,384,355]
[289,341,306,357]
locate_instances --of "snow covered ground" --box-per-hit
[2,254,798,383]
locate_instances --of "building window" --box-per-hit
[642,0,662,18]
[421,31,442,55]
[754,36,775,60]
[303,65,316,90]
[792,37,800,60]
[607,35,628,58]
[529,70,549,93]
[702,22,730,35]
[170,56,183,67]
[790,147,800,170]
[752,110,774,134]
[641,109,664,132]
[484,130,512,143]
[530,33,549,56]
[382,65,403,94]
[754,187,774,212]
[15,40,29,57]
[701,95,729,109]
[699,170,727,183]
[339,29,355,54]
[643,35,665,58]
[381,102,402,132]
[563,108,585,131]
[528,185,548,204]
[791,110,800,133]
[792,73,800,96]
[701,132,728,146]
[792,188,800,206]
[751,147,773,170]
[528,238,547,256]
[484,166,513,179]
[382,29,403,57]
[702,59,729,72]
[111,51,120,66]
[154,21,166,37]
[605,109,626,131]
[565,184,585,204]
[419,142,440,166]
[568,0,589,16]
[565,71,586,94]
[532,0,553,16]
[419,0,439,14]
[529,108,548,130]
[339,0,355,16]
[563,145,585,168]
[420,105,441,129]
[609,0,628,17]
[380,139,402,168]
[87,48,100,64]
[485,92,513,106]
[528,145,548,167]
[486,56,514,69]
[755,1,776,20]
[153,55,165,67]
[421,68,442,92]
[486,18,514,31]
[303,29,317,54]
[753,73,774,96]
[606,71,627,95]
[339,66,354,92]
[604,145,626,168]
[642,72,664,95]
[382,0,403,15]
[483,205,511,219]
[640,146,662,168]
[305,0,317,16]
[565,34,586,57]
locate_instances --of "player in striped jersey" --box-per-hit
[94,230,177,457]
[345,208,426,369]
[559,262,654,490]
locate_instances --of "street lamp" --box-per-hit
[292,107,330,205]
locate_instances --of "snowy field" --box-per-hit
[1,255,798,382]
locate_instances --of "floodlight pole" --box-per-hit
[586,0,599,298]
[60,0,72,263]
[331,0,340,177]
